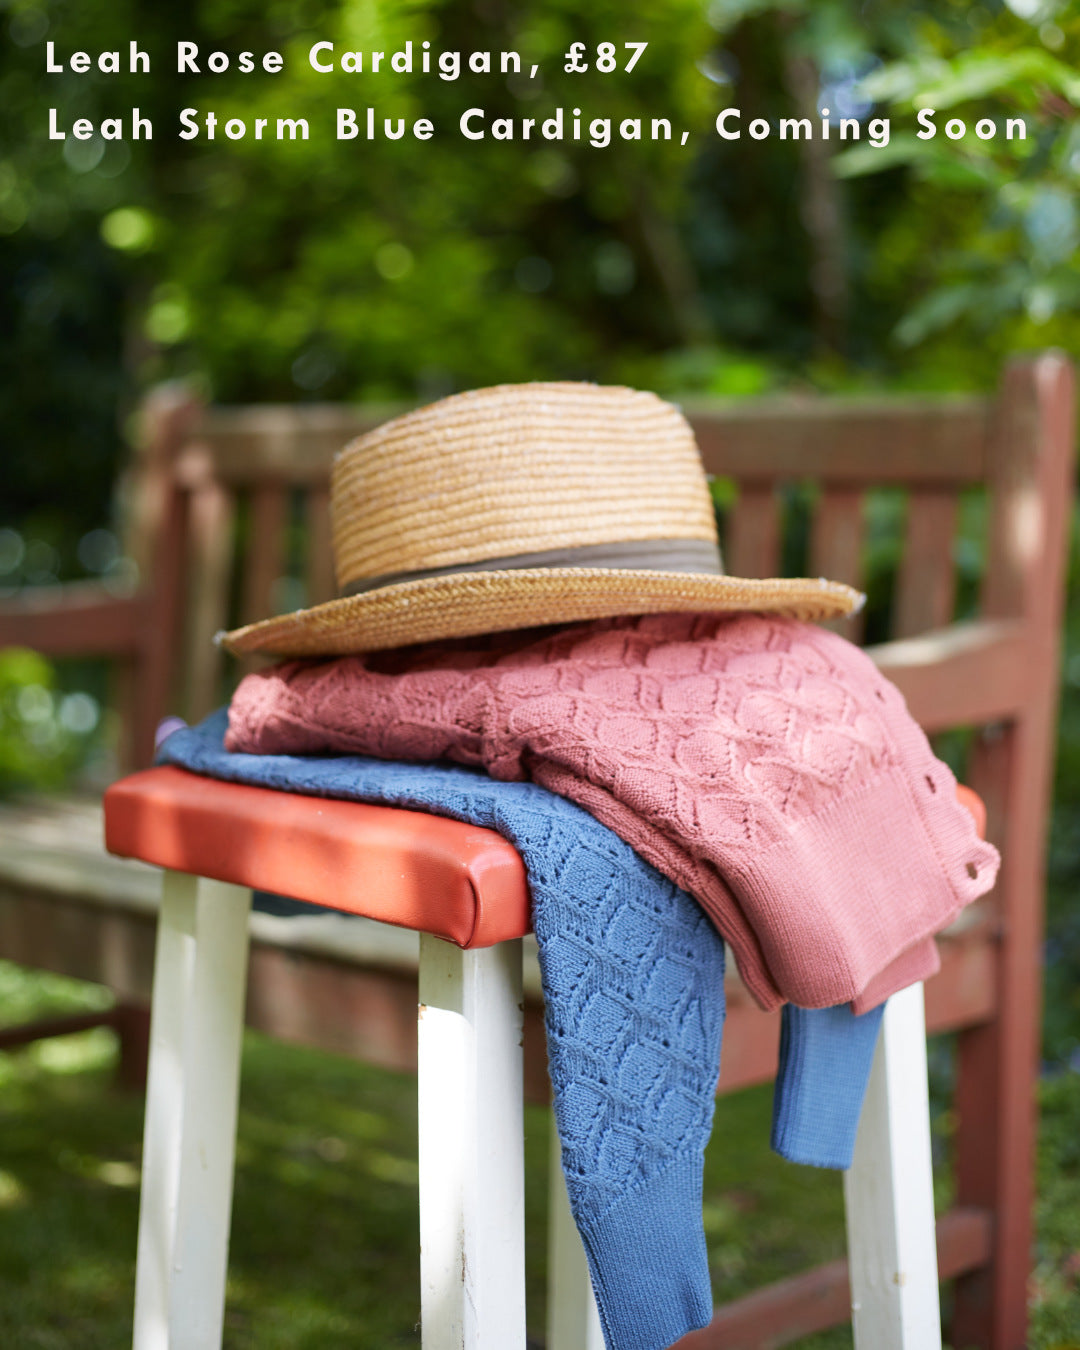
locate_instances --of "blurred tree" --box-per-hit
[692,0,1080,384]
[7,0,1080,561]
[2,0,719,563]
[834,0,1080,383]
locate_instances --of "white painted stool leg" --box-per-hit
[546,1115,604,1350]
[133,871,252,1350]
[843,980,942,1350]
[417,934,526,1350]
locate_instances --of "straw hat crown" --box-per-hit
[219,381,864,657]
[330,382,719,592]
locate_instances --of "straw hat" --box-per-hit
[219,382,863,657]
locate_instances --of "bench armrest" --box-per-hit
[0,582,147,658]
[867,618,1027,732]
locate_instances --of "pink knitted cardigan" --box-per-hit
[225,613,999,1013]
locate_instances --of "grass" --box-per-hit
[0,960,1078,1348]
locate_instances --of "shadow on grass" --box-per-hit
[0,958,1077,1348]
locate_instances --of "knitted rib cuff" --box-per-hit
[770,1000,885,1169]
[577,1154,713,1350]
[729,765,993,1009]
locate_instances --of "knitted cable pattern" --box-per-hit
[226,612,999,1012]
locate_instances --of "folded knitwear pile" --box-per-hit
[164,611,998,1350]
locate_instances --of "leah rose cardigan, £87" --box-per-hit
[224,612,999,1014]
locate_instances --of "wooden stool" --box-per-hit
[105,764,955,1350]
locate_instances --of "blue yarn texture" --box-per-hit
[161,712,883,1350]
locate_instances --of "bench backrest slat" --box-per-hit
[895,489,959,639]
[810,489,866,639]
[981,360,1075,629]
[195,406,395,486]
[305,486,336,608]
[723,486,781,579]
[242,483,289,627]
[183,470,235,724]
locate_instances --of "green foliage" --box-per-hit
[1032,1069,1080,1344]
[829,2,1080,377]
[7,0,1080,525]
[0,964,1078,1346]
[3,0,718,409]
[0,647,101,794]
[680,0,1080,386]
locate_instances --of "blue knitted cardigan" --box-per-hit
[161,712,883,1350]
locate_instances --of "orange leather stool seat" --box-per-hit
[105,767,986,962]
[104,765,532,948]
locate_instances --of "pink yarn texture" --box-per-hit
[226,613,999,1012]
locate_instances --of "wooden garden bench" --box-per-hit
[0,352,1073,1349]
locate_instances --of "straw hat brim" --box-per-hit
[218,566,864,658]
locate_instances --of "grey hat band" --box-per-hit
[341,538,723,597]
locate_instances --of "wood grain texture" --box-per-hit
[305,486,336,605]
[0,586,146,655]
[688,396,989,484]
[241,482,288,626]
[194,397,990,489]
[673,1208,992,1350]
[195,404,398,485]
[183,462,235,722]
[810,488,864,638]
[895,490,958,637]
[131,479,187,769]
[868,619,1029,733]
[725,486,781,579]
[810,489,863,586]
